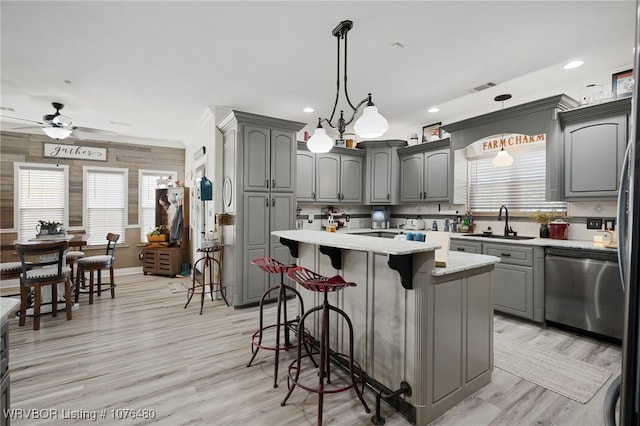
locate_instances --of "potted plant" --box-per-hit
[529,210,557,238]
[147,225,167,242]
[36,220,65,236]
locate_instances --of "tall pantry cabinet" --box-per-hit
[218,110,305,307]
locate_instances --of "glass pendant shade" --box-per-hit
[492,148,514,167]
[354,105,388,138]
[42,127,72,140]
[307,128,334,153]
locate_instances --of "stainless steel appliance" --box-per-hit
[604,1,640,423]
[371,206,390,229]
[545,247,623,340]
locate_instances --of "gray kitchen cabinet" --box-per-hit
[296,150,316,202]
[360,140,407,205]
[449,240,482,254]
[218,110,305,307]
[398,139,451,203]
[315,151,364,204]
[560,97,631,199]
[482,242,544,322]
[244,124,296,193]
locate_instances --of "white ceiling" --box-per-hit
[0,1,636,148]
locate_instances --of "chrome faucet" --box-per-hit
[498,204,516,236]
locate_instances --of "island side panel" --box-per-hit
[466,271,493,383]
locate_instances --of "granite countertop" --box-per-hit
[272,230,440,255]
[1,298,20,321]
[432,251,500,277]
[339,227,617,252]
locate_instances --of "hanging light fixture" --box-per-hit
[42,126,72,140]
[307,20,388,153]
[492,94,514,167]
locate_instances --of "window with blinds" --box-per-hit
[468,147,566,214]
[16,163,68,239]
[84,166,128,245]
[138,170,177,242]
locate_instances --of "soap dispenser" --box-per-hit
[431,220,438,231]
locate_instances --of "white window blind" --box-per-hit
[16,164,68,239]
[84,167,127,245]
[138,170,177,242]
[468,148,566,214]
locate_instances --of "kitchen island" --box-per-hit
[272,229,499,425]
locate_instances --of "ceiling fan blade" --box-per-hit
[5,125,43,130]
[0,115,44,125]
[72,126,118,136]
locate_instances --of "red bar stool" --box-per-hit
[282,266,370,426]
[247,257,310,388]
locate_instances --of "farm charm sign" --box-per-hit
[44,143,107,161]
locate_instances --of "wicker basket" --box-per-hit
[147,234,168,242]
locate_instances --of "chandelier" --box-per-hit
[307,20,388,153]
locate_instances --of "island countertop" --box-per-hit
[272,229,440,255]
[1,298,19,321]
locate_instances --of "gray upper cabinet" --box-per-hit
[244,124,296,193]
[313,150,364,204]
[360,140,406,205]
[560,98,631,199]
[296,150,316,202]
[398,139,451,203]
[218,110,304,307]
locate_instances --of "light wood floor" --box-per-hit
[5,273,621,425]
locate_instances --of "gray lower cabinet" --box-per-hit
[449,240,482,254]
[315,151,364,204]
[296,151,316,202]
[398,139,451,203]
[482,242,544,322]
[244,192,295,303]
[560,97,630,199]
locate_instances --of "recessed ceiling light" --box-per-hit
[303,107,314,113]
[428,107,440,113]
[563,60,584,70]
[391,42,405,49]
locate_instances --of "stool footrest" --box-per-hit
[286,352,365,395]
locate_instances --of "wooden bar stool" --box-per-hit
[246,257,310,388]
[75,233,119,304]
[282,266,370,425]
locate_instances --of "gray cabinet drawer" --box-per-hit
[483,243,533,266]
[450,241,482,254]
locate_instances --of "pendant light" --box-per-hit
[307,20,388,153]
[492,94,514,167]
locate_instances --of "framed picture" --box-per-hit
[422,122,441,142]
[612,69,633,99]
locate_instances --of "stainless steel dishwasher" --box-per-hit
[545,247,624,341]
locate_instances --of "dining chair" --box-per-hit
[76,233,120,304]
[15,240,72,330]
[65,230,86,286]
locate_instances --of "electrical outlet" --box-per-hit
[605,219,616,231]
[586,218,602,229]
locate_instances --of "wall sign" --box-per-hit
[465,133,546,160]
[44,143,107,161]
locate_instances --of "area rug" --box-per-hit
[493,333,612,403]
[167,281,191,293]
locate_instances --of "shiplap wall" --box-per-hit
[0,131,186,268]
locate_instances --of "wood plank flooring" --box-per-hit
[5,273,621,425]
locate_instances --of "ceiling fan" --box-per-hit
[1,102,117,140]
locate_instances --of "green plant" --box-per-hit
[148,225,166,236]
[529,210,557,225]
[38,220,63,227]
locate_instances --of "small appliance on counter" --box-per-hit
[405,218,425,230]
[549,219,569,240]
[371,206,390,229]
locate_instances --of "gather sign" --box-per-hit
[43,143,107,161]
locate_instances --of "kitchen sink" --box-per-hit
[462,233,536,240]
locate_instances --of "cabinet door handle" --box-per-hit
[456,247,465,251]
[272,197,275,207]
[265,198,269,207]
[265,179,269,188]
[423,191,427,199]
[501,253,512,257]
[311,191,316,200]
[341,193,345,201]
[387,193,390,200]
[337,192,341,200]
[272,179,276,188]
